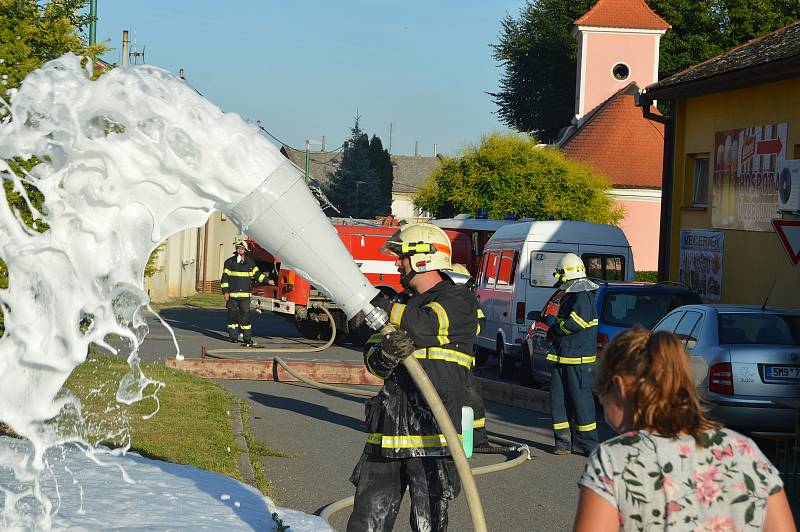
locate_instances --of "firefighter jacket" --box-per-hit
[547,287,598,365]
[363,279,478,458]
[220,254,266,299]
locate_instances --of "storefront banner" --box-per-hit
[712,123,788,231]
[679,229,723,301]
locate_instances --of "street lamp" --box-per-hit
[304,139,323,183]
[355,180,366,218]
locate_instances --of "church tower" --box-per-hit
[572,0,670,123]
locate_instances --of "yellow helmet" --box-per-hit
[553,253,586,283]
[381,223,452,274]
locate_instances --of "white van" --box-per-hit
[475,220,635,377]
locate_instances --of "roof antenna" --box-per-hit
[761,278,777,312]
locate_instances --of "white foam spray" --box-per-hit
[0,53,289,527]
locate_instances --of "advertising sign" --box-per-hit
[712,123,788,231]
[679,229,723,300]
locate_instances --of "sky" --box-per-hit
[95,1,528,157]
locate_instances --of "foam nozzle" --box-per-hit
[226,160,379,321]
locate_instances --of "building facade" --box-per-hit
[558,0,671,272]
[643,22,800,307]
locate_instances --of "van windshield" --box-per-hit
[601,290,702,328]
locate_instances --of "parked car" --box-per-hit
[520,281,703,388]
[475,220,635,377]
[652,305,800,431]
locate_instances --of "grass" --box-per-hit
[61,354,241,478]
[150,291,226,311]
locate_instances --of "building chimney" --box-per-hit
[415,140,419,157]
[321,135,326,151]
[433,143,438,157]
[122,30,130,67]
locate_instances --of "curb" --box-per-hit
[230,400,256,486]
[170,358,549,414]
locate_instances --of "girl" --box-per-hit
[574,327,795,531]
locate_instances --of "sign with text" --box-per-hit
[679,229,724,300]
[712,123,788,232]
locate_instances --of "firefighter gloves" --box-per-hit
[380,329,415,368]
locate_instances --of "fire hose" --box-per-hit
[206,305,532,531]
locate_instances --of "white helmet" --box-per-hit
[553,253,586,284]
[233,239,249,252]
[381,223,452,274]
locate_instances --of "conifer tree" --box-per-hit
[325,117,381,218]
[368,135,393,215]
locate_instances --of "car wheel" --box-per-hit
[519,348,534,388]
[497,339,514,379]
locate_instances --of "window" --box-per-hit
[692,155,710,207]
[612,63,630,80]
[481,252,500,288]
[674,311,703,349]
[582,254,626,281]
[653,311,684,333]
[529,251,567,287]
[718,313,800,345]
[601,291,698,329]
[496,251,518,287]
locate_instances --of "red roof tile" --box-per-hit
[560,84,664,188]
[575,0,671,31]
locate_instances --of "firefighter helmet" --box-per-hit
[381,223,452,274]
[233,239,249,252]
[553,253,586,284]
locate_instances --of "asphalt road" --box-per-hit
[133,307,607,531]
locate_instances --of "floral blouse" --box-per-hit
[579,429,783,531]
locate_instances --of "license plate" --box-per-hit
[766,366,800,380]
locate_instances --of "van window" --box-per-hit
[481,252,500,287]
[529,251,566,287]
[496,251,517,287]
[582,254,626,280]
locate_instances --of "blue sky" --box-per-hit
[95,1,526,157]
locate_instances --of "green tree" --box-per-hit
[368,135,393,215]
[0,0,104,91]
[414,132,622,224]
[325,117,382,218]
[491,0,800,142]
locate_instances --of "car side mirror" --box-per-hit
[526,310,541,321]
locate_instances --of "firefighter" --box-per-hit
[544,253,599,456]
[347,223,479,532]
[220,239,267,347]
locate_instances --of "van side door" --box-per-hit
[475,250,499,349]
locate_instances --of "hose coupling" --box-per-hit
[364,305,389,331]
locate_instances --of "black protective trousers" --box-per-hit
[347,454,459,532]
[226,298,252,342]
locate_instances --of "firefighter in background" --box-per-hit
[544,253,599,456]
[347,224,478,532]
[221,240,268,347]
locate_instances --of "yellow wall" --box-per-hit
[669,77,800,308]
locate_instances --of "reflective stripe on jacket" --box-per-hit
[549,288,598,362]
[220,254,266,298]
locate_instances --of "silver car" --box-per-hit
[652,305,800,431]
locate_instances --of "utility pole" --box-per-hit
[122,30,129,67]
[355,180,366,217]
[305,139,322,183]
[388,122,393,154]
[89,0,97,46]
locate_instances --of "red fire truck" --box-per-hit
[248,217,514,343]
